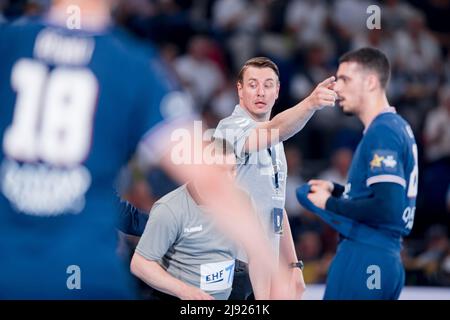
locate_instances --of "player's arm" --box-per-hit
[310,123,408,225]
[244,77,337,153]
[116,199,149,236]
[325,182,405,225]
[130,253,214,300]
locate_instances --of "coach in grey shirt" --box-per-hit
[213,57,336,299]
[215,104,288,262]
[131,183,238,300]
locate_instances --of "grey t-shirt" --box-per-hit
[135,185,236,300]
[213,105,287,262]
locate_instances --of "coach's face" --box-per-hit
[237,67,280,121]
[334,62,366,115]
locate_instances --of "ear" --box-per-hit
[366,73,378,92]
[237,82,243,100]
[275,82,280,100]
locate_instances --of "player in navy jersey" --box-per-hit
[0,0,285,299]
[302,48,418,299]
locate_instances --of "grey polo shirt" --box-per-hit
[213,104,287,262]
[135,185,236,300]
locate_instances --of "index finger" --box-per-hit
[318,76,336,88]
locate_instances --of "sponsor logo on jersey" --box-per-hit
[370,150,399,172]
[0,159,91,216]
[184,225,203,233]
[200,260,235,291]
[382,155,397,168]
[370,154,384,169]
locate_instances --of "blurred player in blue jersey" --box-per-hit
[305,48,418,299]
[0,0,284,299]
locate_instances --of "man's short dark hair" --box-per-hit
[237,57,280,84]
[339,47,390,89]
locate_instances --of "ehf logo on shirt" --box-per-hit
[200,260,235,291]
[369,150,398,172]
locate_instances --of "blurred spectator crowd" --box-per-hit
[2,0,450,287]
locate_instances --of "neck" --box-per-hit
[254,112,270,122]
[186,181,204,206]
[359,92,390,129]
[48,0,111,31]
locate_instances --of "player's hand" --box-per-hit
[308,179,334,193]
[305,76,337,110]
[307,184,331,210]
[178,286,215,300]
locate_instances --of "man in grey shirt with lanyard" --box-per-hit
[213,57,337,299]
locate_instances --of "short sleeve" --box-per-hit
[135,203,180,261]
[213,115,257,160]
[363,123,406,188]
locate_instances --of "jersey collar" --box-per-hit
[363,106,397,135]
[233,104,253,120]
[380,106,397,115]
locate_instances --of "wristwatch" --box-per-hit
[290,260,304,270]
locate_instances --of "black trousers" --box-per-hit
[147,287,179,300]
[228,260,254,300]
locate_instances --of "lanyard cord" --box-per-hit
[267,147,279,190]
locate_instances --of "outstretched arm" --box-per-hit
[244,76,337,152]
